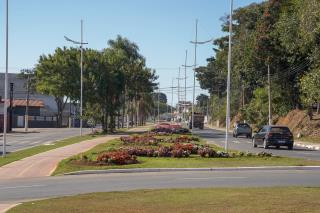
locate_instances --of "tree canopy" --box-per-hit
[32,36,157,131]
[196,0,320,126]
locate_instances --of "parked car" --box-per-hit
[233,123,252,138]
[252,125,294,150]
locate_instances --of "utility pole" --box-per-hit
[268,64,272,125]
[157,86,160,123]
[25,74,30,132]
[189,20,213,132]
[9,83,13,132]
[206,98,209,123]
[171,78,174,121]
[80,20,83,136]
[3,0,9,157]
[184,50,188,121]
[225,0,233,152]
[177,67,181,119]
[192,19,198,132]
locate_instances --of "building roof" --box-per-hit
[0,99,44,107]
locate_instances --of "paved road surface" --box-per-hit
[1,128,92,153]
[0,169,320,204]
[194,128,320,161]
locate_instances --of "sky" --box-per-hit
[0,0,263,105]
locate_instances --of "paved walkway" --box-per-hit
[0,126,151,212]
[0,135,118,180]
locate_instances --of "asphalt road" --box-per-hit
[0,169,320,204]
[194,128,320,161]
[0,128,92,153]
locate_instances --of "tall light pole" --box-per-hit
[3,0,9,157]
[192,20,198,133]
[157,85,160,123]
[225,0,233,152]
[190,19,212,132]
[171,78,174,121]
[268,64,272,125]
[64,20,88,136]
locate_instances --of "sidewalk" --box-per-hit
[205,124,320,150]
[0,135,119,180]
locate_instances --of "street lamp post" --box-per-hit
[64,20,88,136]
[225,0,233,152]
[2,0,9,157]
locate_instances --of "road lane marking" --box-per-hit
[232,141,240,144]
[0,184,46,190]
[183,177,247,180]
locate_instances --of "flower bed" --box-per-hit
[151,123,190,134]
[120,134,199,145]
[96,151,138,165]
[120,135,159,146]
[72,133,274,167]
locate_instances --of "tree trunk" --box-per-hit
[317,103,320,114]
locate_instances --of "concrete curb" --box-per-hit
[295,143,320,151]
[64,166,320,176]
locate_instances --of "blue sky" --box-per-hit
[0,0,263,105]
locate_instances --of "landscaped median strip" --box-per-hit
[52,132,320,175]
[63,166,320,176]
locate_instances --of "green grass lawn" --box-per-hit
[52,138,320,175]
[8,187,320,213]
[0,134,101,167]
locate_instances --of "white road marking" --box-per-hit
[232,141,240,144]
[0,184,46,190]
[183,177,247,180]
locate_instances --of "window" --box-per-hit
[271,127,291,134]
[260,126,268,133]
[238,123,250,128]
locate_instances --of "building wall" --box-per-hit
[0,73,58,115]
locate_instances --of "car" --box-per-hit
[233,123,252,138]
[252,125,294,150]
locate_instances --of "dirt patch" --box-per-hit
[276,109,320,137]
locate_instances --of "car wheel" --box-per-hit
[288,145,293,150]
[263,139,269,149]
[252,138,257,148]
[247,134,251,139]
[276,145,280,149]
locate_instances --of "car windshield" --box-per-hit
[270,127,291,134]
[238,124,249,128]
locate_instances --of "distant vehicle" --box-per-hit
[233,123,252,138]
[252,125,294,150]
[188,113,204,129]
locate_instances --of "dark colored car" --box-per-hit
[233,123,252,138]
[252,125,294,150]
